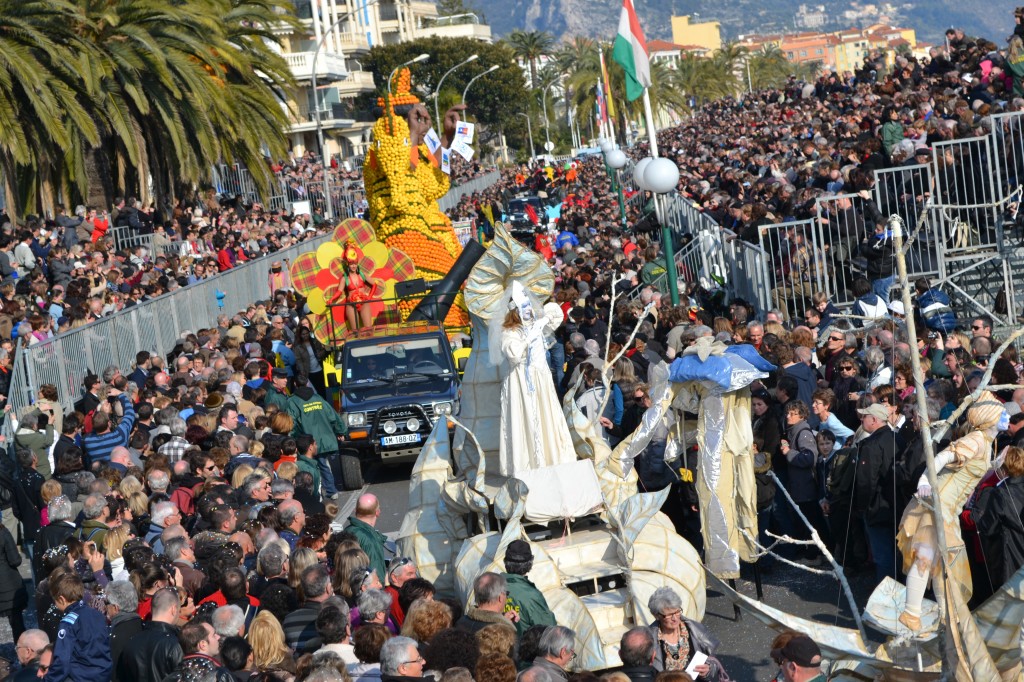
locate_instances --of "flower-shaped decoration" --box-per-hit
[290,218,416,344]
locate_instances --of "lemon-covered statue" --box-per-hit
[363,68,469,327]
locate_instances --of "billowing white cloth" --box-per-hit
[514,460,604,522]
[499,324,576,475]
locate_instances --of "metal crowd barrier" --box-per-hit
[636,107,1024,326]
[6,232,332,418]
[437,171,501,213]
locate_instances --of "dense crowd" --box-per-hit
[6,13,1024,682]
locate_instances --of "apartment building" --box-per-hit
[277,0,491,161]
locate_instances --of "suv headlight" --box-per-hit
[346,412,366,427]
[434,402,453,416]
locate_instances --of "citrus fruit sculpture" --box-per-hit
[363,68,469,326]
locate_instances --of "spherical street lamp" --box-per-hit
[644,157,680,194]
[633,157,653,190]
[606,149,627,170]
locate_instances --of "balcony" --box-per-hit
[415,21,492,43]
[410,0,439,20]
[287,101,356,134]
[337,31,371,54]
[335,70,376,96]
[286,51,348,83]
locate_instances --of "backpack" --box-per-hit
[826,446,859,505]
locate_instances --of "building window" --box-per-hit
[799,50,807,57]
[816,48,823,55]
[787,52,794,59]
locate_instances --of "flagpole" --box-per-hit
[642,88,658,158]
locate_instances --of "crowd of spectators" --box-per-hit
[6,14,1024,682]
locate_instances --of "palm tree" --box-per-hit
[553,36,597,74]
[710,42,748,97]
[746,45,791,92]
[505,29,555,89]
[72,0,296,208]
[563,43,687,146]
[670,52,734,106]
[0,0,101,216]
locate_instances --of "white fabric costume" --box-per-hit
[498,283,576,475]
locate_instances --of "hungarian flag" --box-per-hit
[612,0,651,102]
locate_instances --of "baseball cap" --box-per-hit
[857,404,889,422]
[772,634,821,667]
[271,367,288,379]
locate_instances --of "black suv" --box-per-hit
[336,322,460,482]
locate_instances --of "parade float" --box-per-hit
[393,215,1024,677]
[288,67,473,342]
[394,224,777,669]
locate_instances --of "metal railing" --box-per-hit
[6,232,333,418]
[437,171,501,213]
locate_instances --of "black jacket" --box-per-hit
[973,475,1024,591]
[0,525,27,614]
[13,468,44,543]
[34,520,75,577]
[118,620,183,682]
[852,427,897,527]
[618,666,658,681]
[110,611,146,682]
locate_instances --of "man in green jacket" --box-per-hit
[502,539,556,638]
[264,368,291,412]
[347,494,389,581]
[286,374,347,496]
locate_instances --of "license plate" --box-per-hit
[381,433,421,446]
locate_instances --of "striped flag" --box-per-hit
[611,0,651,102]
[600,48,616,119]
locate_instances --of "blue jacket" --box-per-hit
[555,230,579,251]
[271,340,296,376]
[45,600,112,682]
[917,288,957,333]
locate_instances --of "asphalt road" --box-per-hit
[357,461,887,681]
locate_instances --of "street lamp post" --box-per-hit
[516,112,535,161]
[637,157,682,305]
[311,0,383,220]
[388,53,431,94]
[434,54,478,131]
[462,64,499,104]
[605,147,628,228]
[541,81,556,155]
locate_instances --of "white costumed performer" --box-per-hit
[497,281,576,475]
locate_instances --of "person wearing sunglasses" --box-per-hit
[33,646,52,681]
[384,556,418,627]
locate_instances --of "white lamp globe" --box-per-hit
[644,157,680,194]
[599,139,614,153]
[606,149,627,169]
[633,157,654,190]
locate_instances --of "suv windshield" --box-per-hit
[343,336,454,400]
